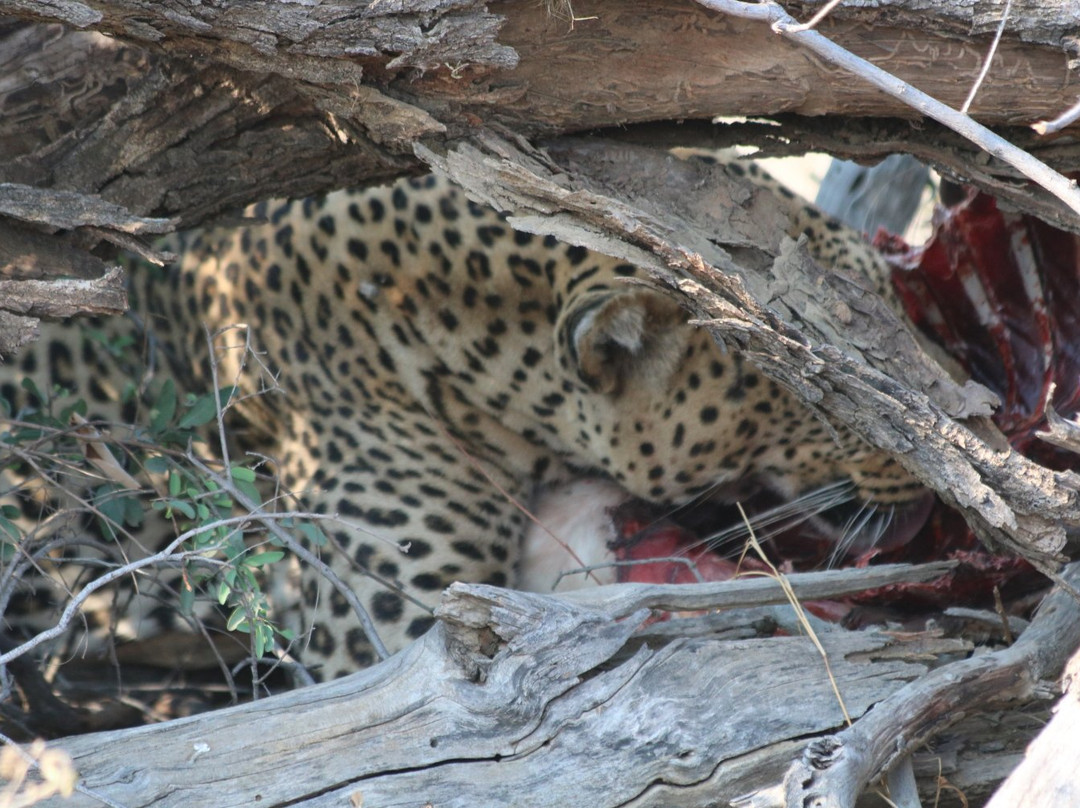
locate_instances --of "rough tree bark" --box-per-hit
[31,563,1080,808]
[2,1,1080,807]
[2,0,1080,228]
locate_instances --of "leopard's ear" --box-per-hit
[557,288,690,395]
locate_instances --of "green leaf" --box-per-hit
[168,471,181,498]
[193,528,217,550]
[93,484,128,538]
[245,550,285,568]
[164,498,195,519]
[59,398,88,422]
[123,494,145,528]
[298,521,328,547]
[93,483,145,536]
[0,514,20,542]
[230,466,256,483]
[226,606,250,633]
[226,534,247,559]
[144,456,169,474]
[150,379,177,434]
[254,623,275,657]
[178,581,195,615]
[234,478,261,506]
[177,386,236,430]
[19,377,44,404]
[217,580,231,606]
[253,629,267,658]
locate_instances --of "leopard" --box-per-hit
[0,154,929,683]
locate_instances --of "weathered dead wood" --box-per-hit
[9,0,1080,133]
[0,17,418,226]
[556,561,958,617]
[3,0,1080,235]
[985,644,1080,808]
[0,3,1077,805]
[0,310,38,356]
[3,0,1080,353]
[0,184,175,236]
[0,183,165,342]
[420,133,1080,572]
[759,561,1080,808]
[0,267,126,319]
[26,562,1045,808]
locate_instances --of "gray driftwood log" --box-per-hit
[30,561,1079,808]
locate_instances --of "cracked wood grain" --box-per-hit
[421,133,1080,570]
[40,568,970,808]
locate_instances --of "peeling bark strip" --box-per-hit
[0,266,126,319]
[0,183,175,234]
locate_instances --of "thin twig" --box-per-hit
[188,455,392,661]
[783,0,843,33]
[0,509,380,666]
[204,324,235,475]
[960,0,1012,115]
[1033,97,1080,136]
[695,0,1080,220]
[738,502,852,726]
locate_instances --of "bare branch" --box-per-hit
[696,0,1080,221]
[0,269,126,321]
[1033,97,1080,136]
[557,561,958,617]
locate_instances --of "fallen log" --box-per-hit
[28,561,1078,808]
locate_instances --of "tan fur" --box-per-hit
[3,161,925,679]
